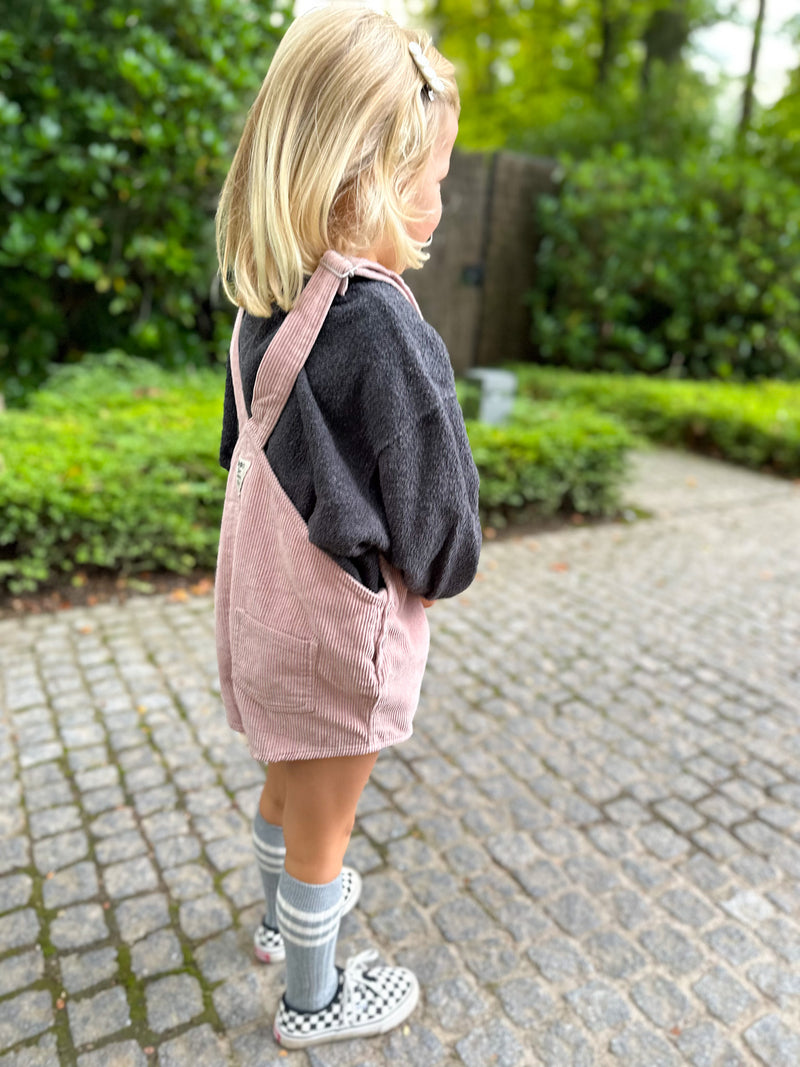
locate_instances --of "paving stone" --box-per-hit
[676,1022,748,1067]
[82,786,126,815]
[426,976,489,1031]
[631,974,691,1029]
[0,990,53,1050]
[152,835,202,869]
[156,1024,228,1067]
[162,864,215,902]
[192,930,249,985]
[0,949,44,997]
[28,806,82,840]
[721,890,776,926]
[221,864,262,910]
[211,971,271,1029]
[0,908,39,952]
[76,1041,147,1067]
[67,986,131,1047]
[743,1014,800,1067]
[95,832,148,865]
[395,944,461,985]
[41,862,99,910]
[704,923,762,966]
[385,1022,446,1066]
[103,856,159,900]
[60,947,119,994]
[585,931,646,978]
[565,979,630,1032]
[747,962,800,1004]
[205,837,256,874]
[545,892,602,937]
[529,937,592,982]
[32,831,89,874]
[49,903,108,950]
[178,893,232,941]
[146,973,203,1034]
[455,1018,527,1067]
[610,1023,681,1067]
[230,1025,293,1067]
[693,965,757,1024]
[433,898,490,943]
[90,809,137,839]
[130,929,184,978]
[757,915,800,963]
[533,1020,594,1067]
[114,893,170,942]
[610,890,650,931]
[637,822,691,861]
[0,874,33,914]
[460,935,520,983]
[658,888,716,928]
[639,923,706,976]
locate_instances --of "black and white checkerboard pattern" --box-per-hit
[274,963,417,1043]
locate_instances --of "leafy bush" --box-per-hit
[0,0,288,402]
[0,356,636,593]
[465,395,635,527]
[0,355,227,593]
[513,365,800,477]
[529,149,800,381]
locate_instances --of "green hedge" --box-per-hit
[0,355,225,593]
[466,398,634,527]
[513,365,800,476]
[0,356,635,593]
[529,150,800,380]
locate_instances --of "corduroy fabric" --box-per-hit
[215,251,430,762]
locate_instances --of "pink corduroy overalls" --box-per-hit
[215,251,431,762]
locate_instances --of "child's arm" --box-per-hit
[377,396,481,602]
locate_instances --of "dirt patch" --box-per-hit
[0,570,216,620]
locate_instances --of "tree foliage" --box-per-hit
[0,0,288,402]
[427,0,722,156]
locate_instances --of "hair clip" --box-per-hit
[409,41,444,100]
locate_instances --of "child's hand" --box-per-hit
[421,598,435,608]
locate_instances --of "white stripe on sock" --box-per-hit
[276,891,343,925]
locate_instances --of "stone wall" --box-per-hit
[406,151,557,375]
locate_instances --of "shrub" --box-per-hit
[465,396,635,527]
[0,0,288,402]
[0,356,636,593]
[529,150,800,381]
[0,354,227,593]
[513,365,800,477]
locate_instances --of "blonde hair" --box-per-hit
[216,3,459,316]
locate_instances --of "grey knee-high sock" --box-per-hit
[252,811,286,929]
[277,869,342,1012]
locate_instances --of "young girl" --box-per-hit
[215,3,481,1049]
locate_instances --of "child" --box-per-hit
[214,3,481,1049]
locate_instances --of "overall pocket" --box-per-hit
[231,608,316,713]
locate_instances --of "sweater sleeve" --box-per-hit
[377,396,482,601]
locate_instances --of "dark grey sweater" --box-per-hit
[219,275,481,600]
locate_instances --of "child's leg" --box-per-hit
[277,753,378,1010]
[252,764,289,935]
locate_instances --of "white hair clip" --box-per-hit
[409,41,444,101]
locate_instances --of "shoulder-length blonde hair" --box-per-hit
[216,3,459,316]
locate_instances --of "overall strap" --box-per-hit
[228,307,248,432]
[247,250,421,446]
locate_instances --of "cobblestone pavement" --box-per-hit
[1,450,799,1067]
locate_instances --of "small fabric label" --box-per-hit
[235,457,251,494]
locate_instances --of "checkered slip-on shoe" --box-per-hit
[254,866,363,964]
[273,950,419,1049]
